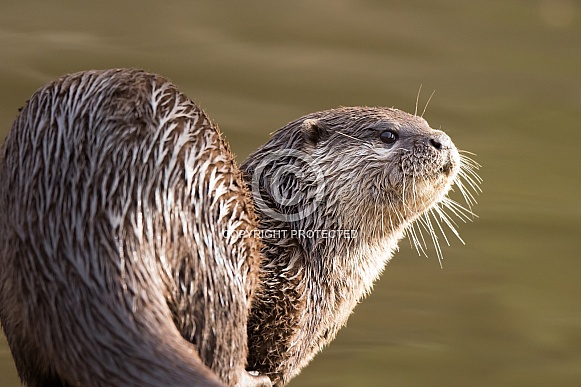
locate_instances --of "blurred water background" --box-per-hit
[1,1,580,386]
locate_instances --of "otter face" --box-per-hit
[302,108,461,216]
[243,106,480,261]
[367,111,461,214]
[300,107,478,261]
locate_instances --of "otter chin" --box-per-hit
[242,107,480,385]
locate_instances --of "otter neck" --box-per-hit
[250,210,408,384]
[290,211,406,317]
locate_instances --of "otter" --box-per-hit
[242,107,480,385]
[0,69,268,387]
[0,69,480,387]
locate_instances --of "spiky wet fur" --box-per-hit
[0,69,263,386]
[242,107,480,385]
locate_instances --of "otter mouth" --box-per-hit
[403,143,459,181]
[401,158,455,180]
[394,150,459,212]
[439,160,454,176]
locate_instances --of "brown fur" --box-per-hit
[0,69,264,386]
[0,70,479,387]
[242,107,477,385]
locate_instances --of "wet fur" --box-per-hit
[0,69,480,387]
[243,107,479,385]
[0,69,262,386]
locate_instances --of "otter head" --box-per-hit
[244,106,478,258]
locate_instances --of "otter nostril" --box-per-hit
[429,138,442,150]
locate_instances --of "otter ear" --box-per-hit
[301,118,330,145]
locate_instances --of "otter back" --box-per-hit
[0,69,261,386]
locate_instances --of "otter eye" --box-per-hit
[379,130,398,145]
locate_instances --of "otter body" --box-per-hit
[0,69,479,387]
[243,107,479,385]
[0,69,262,386]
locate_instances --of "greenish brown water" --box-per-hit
[1,1,580,386]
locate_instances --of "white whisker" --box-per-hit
[402,144,481,265]
[432,204,465,244]
[440,197,477,222]
[454,178,477,209]
[430,207,451,247]
[421,90,436,118]
[415,84,422,116]
[419,212,443,267]
[336,131,364,143]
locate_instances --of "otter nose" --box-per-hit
[428,132,452,150]
[429,138,442,150]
